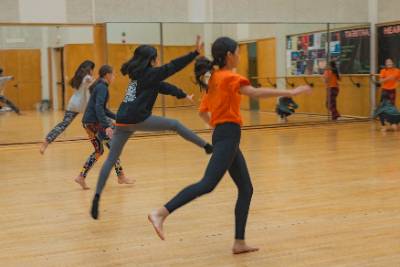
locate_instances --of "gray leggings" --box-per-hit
[95,115,207,195]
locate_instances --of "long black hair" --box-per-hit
[194,37,238,91]
[89,65,113,94]
[194,56,213,90]
[69,60,95,89]
[330,61,340,80]
[121,45,158,80]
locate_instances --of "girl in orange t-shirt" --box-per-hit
[323,61,341,120]
[379,58,400,105]
[149,37,312,254]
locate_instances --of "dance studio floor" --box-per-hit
[0,120,399,266]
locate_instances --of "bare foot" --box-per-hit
[232,240,259,254]
[40,141,49,155]
[148,208,169,240]
[117,174,135,184]
[74,175,90,190]
[278,117,287,123]
[391,124,398,131]
[381,126,387,132]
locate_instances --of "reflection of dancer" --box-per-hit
[75,65,133,190]
[149,37,312,254]
[323,61,341,120]
[40,60,95,154]
[379,58,400,105]
[90,36,213,220]
[0,67,20,114]
[374,99,400,131]
[194,57,212,127]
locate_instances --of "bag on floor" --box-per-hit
[275,97,298,118]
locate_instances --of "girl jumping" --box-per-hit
[90,36,213,219]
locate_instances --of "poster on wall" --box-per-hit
[378,24,400,69]
[339,28,370,74]
[286,27,370,75]
[286,32,327,75]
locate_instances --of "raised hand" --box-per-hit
[195,35,204,54]
[105,127,113,139]
[186,94,195,103]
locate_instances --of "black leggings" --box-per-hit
[164,122,253,239]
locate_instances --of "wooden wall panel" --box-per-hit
[238,43,250,110]
[93,24,107,67]
[337,76,371,117]
[0,49,41,110]
[18,50,42,110]
[256,38,277,112]
[161,45,198,108]
[0,50,19,108]
[279,76,371,117]
[106,44,139,109]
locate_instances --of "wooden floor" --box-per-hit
[1,121,399,266]
[0,107,357,145]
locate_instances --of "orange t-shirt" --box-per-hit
[199,70,250,127]
[323,69,339,88]
[380,68,400,90]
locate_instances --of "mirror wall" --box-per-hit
[0,22,372,145]
[106,22,371,131]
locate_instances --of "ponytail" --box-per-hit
[194,37,238,92]
[194,57,213,91]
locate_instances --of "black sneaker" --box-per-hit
[91,194,100,220]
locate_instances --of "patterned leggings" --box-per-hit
[80,123,123,178]
[45,110,78,143]
[0,95,20,114]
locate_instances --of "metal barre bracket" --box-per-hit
[266,77,277,88]
[285,77,295,88]
[369,74,381,87]
[303,77,314,87]
[349,76,361,88]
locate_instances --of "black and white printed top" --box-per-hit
[116,50,199,124]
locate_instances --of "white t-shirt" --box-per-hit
[0,76,13,95]
[67,75,93,113]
